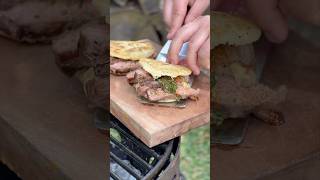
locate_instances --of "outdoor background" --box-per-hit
[109,0,210,179]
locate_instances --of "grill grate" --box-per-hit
[110,114,173,180]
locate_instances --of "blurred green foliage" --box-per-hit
[180,125,210,180]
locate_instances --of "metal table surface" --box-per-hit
[0,37,107,180]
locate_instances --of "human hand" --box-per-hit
[167,15,210,75]
[163,0,210,39]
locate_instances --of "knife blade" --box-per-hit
[156,40,189,62]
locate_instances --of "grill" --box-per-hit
[110,115,182,180]
[94,108,182,180]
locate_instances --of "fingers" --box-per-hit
[167,0,189,39]
[168,16,210,75]
[165,0,209,39]
[163,0,173,27]
[168,20,201,65]
[185,0,210,23]
[186,16,210,75]
[246,0,288,43]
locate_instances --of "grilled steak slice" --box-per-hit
[133,80,161,98]
[134,84,150,98]
[176,86,200,100]
[127,67,199,102]
[146,88,176,102]
[110,57,123,65]
[110,60,140,75]
[127,68,153,84]
[126,70,135,81]
[141,80,161,89]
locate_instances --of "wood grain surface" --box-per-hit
[110,66,210,147]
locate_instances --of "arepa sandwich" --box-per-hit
[126,58,200,102]
[212,11,261,87]
[212,12,287,125]
[110,40,156,75]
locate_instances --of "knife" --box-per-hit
[156,40,210,77]
[156,40,195,86]
[156,40,189,62]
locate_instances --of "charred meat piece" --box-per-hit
[146,88,176,102]
[128,69,199,101]
[110,57,141,75]
[134,84,150,98]
[133,80,162,98]
[110,57,123,65]
[176,86,200,100]
[126,68,153,84]
[110,60,140,75]
[141,80,162,89]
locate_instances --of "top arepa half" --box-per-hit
[139,58,192,79]
[212,11,261,48]
[110,40,156,60]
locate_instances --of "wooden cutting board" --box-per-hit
[110,72,210,147]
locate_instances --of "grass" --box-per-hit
[180,124,210,180]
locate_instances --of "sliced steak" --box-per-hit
[146,88,176,102]
[110,57,123,65]
[141,80,161,89]
[176,86,200,100]
[133,80,161,98]
[128,68,198,102]
[126,70,136,81]
[127,68,153,84]
[110,60,140,75]
[134,84,150,98]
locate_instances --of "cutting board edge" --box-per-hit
[110,99,154,145]
[147,111,210,147]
